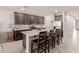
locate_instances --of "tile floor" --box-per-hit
[0,30,79,53]
[0,40,23,53]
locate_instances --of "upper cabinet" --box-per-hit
[14,12,30,25]
[23,14,30,24]
[30,15,38,24]
[38,16,44,24]
[14,12,44,25]
[55,15,63,21]
[14,12,23,24]
[30,15,44,24]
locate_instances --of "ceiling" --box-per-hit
[68,11,79,19]
[1,6,79,17]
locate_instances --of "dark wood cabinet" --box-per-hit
[14,12,44,25]
[13,31,23,41]
[30,15,38,24]
[38,17,44,24]
[14,12,24,24]
[23,14,30,24]
[55,15,63,21]
[14,12,30,25]
[30,15,44,24]
[13,29,31,41]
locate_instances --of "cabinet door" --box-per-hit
[14,12,23,24]
[30,15,38,24]
[55,15,63,21]
[23,14,30,24]
[38,17,44,24]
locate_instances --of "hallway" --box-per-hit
[57,30,79,53]
[53,14,79,53]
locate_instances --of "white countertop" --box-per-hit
[22,29,46,36]
[21,29,50,36]
[22,30,39,36]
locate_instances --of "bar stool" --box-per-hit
[55,29,61,45]
[47,30,55,52]
[59,29,63,43]
[31,31,47,53]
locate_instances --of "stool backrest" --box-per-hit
[38,31,47,43]
[49,30,53,37]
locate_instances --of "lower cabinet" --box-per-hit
[13,31,23,41]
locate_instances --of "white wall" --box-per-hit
[63,13,75,38]
[0,8,14,42]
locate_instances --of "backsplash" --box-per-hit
[14,25,45,30]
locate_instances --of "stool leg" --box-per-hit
[31,42,33,53]
[37,45,40,53]
[57,37,60,45]
[48,40,49,53]
[53,38,55,48]
[45,42,47,53]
